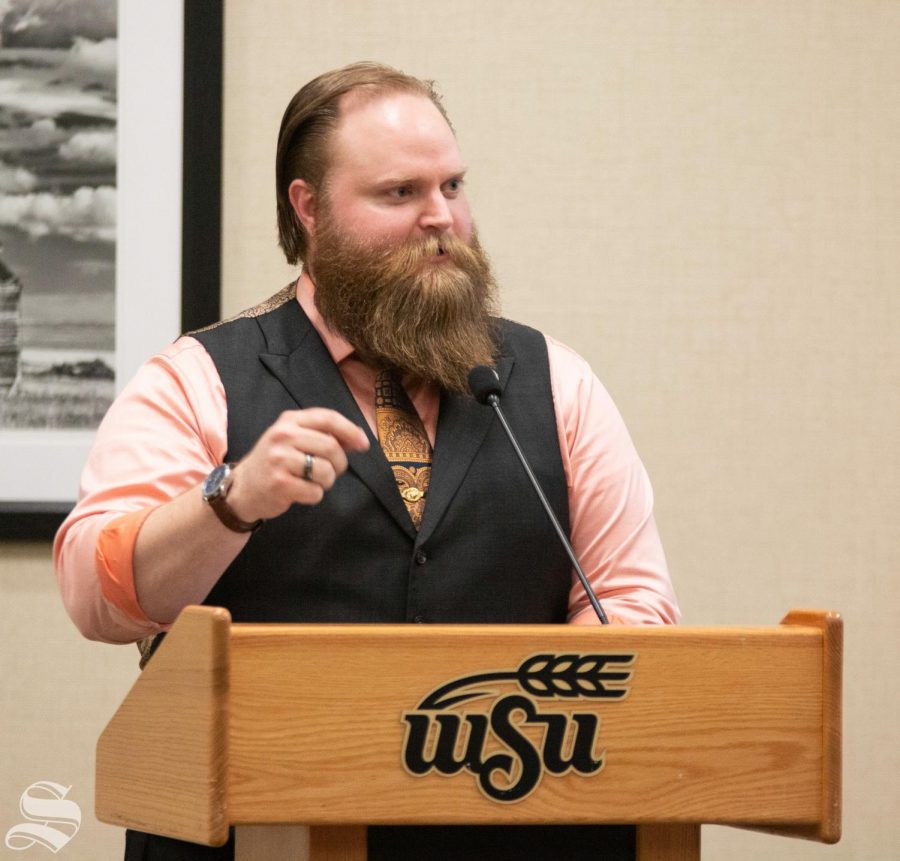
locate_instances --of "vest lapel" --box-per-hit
[417,356,515,544]
[256,302,417,539]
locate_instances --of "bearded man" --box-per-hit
[55,63,679,860]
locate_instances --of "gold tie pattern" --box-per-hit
[375,370,432,529]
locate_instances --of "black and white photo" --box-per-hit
[0,0,117,431]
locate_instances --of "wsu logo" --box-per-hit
[402,652,634,802]
[5,781,81,853]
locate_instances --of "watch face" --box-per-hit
[203,464,230,500]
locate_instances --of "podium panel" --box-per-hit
[97,607,841,859]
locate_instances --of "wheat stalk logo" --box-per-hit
[418,652,634,710]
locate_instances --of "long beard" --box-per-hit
[310,218,499,394]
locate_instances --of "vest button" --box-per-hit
[415,550,427,565]
[413,614,425,623]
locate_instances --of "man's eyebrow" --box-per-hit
[372,168,469,187]
[373,176,417,187]
[438,168,469,185]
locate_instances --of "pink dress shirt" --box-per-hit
[54,282,679,642]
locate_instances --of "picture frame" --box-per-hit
[0,0,222,540]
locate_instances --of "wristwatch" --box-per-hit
[202,463,262,533]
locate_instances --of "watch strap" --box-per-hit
[207,493,262,533]
[204,463,262,533]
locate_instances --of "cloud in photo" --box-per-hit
[59,128,115,164]
[24,116,59,144]
[63,36,116,78]
[52,36,118,93]
[0,76,115,122]
[0,118,66,158]
[0,0,116,49]
[0,159,37,192]
[0,185,115,242]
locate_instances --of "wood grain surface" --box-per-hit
[225,619,833,828]
[96,606,231,845]
[96,606,842,857]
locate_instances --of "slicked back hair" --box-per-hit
[275,61,452,265]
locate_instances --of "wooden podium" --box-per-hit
[96,607,841,860]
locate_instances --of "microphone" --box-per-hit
[467,366,609,624]
[468,365,503,404]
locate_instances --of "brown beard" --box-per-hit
[309,215,499,395]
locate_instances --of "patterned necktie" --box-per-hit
[375,369,432,529]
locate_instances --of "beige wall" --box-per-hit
[1,545,135,858]
[2,2,897,859]
[221,1,899,858]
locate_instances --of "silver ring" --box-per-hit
[302,452,315,482]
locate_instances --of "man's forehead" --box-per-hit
[329,90,462,176]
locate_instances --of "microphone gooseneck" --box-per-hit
[467,365,609,624]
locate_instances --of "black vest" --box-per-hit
[192,293,572,624]
[129,293,635,861]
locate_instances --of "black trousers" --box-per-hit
[125,825,635,860]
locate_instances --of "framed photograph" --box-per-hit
[0,0,222,539]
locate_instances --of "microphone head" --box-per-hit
[468,365,502,404]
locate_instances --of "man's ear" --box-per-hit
[288,179,317,238]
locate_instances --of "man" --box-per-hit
[55,63,678,860]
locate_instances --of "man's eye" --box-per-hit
[390,186,412,199]
[445,179,463,194]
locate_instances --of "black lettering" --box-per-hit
[479,695,542,802]
[536,712,604,775]
[433,714,488,775]
[403,713,488,776]
[403,714,436,775]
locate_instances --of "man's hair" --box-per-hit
[276,61,452,265]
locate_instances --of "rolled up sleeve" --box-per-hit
[53,337,227,642]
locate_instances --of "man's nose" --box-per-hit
[418,190,454,232]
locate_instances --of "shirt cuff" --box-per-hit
[96,507,161,624]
